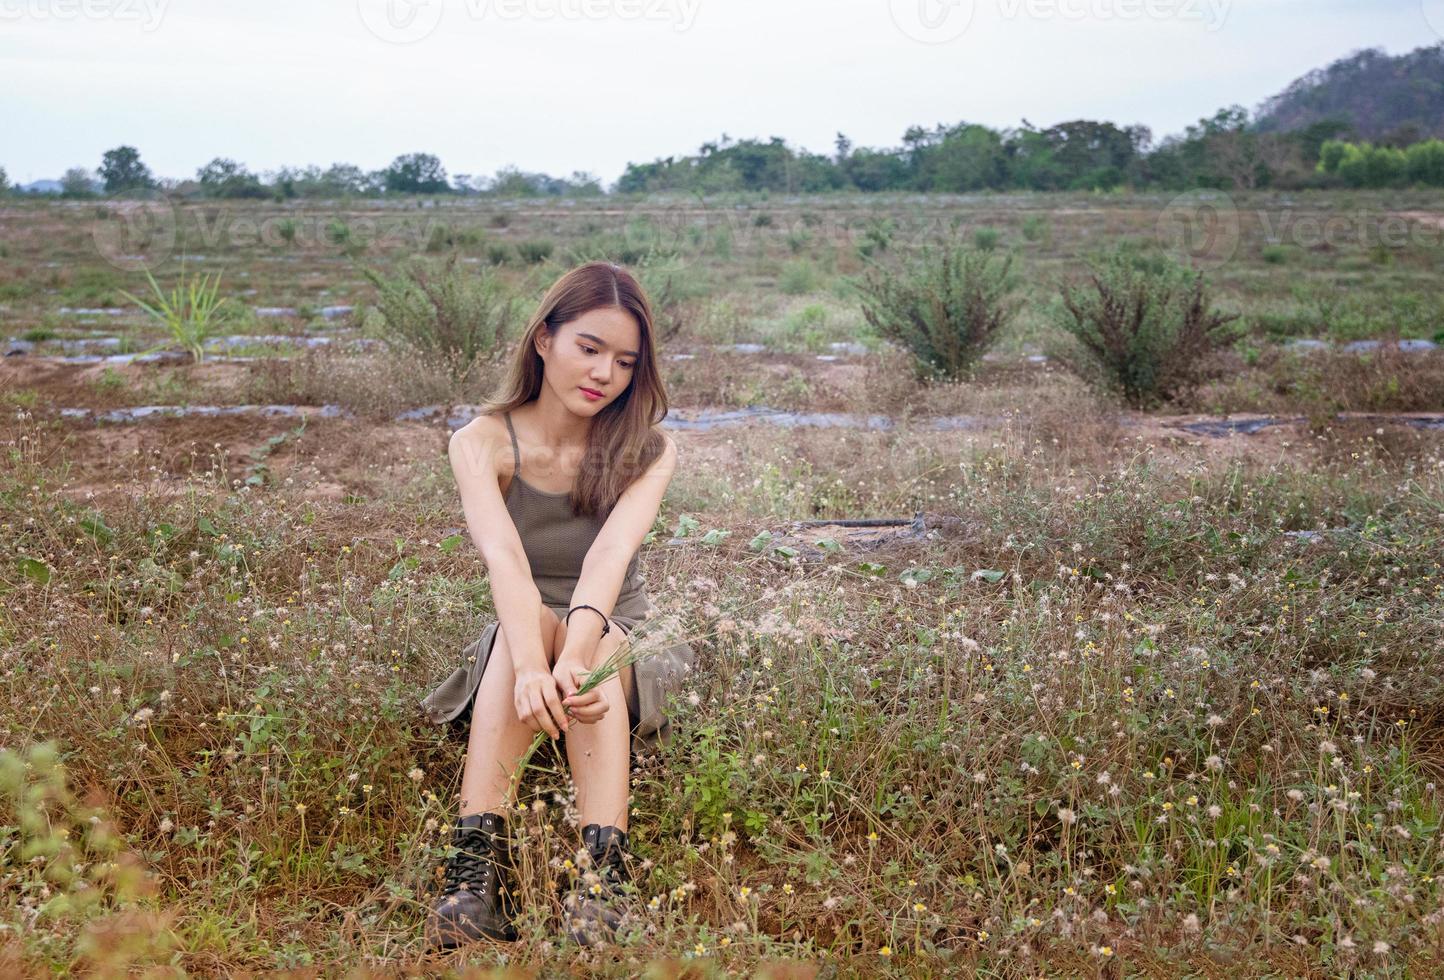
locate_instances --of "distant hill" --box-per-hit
[1254,44,1444,143]
[19,180,63,194]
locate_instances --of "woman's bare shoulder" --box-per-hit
[448,413,510,478]
[651,428,678,465]
[452,411,506,444]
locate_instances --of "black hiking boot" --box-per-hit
[561,823,635,946]
[427,811,520,950]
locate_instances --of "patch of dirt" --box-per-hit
[2,358,106,407]
[15,343,1441,514]
[768,517,927,561]
[1394,211,1444,231]
[35,414,446,506]
[277,419,445,498]
[1,355,256,410]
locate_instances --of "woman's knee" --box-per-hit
[540,605,563,667]
[493,606,566,681]
[553,614,626,660]
[479,626,517,695]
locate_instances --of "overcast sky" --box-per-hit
[3,0,1440,186]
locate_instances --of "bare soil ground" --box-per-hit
[13,353,1440,514]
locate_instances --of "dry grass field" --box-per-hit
[2,190,1443,976]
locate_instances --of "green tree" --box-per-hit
[1005,128,1066,190]
[1335,143,1408,187]
[1316,139,1350,174]
[382,153,450,194]
[1294,118,1353,165]
[98,145,156,192]
[60,167,98,197]
[842,147,909,191]
[922,124,1008,192]
[1405,140,1444,186]
[196,158,268,198]
[311,163,376,196]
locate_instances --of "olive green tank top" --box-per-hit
[501,409,646,611]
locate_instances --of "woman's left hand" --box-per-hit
[552,658,610,725]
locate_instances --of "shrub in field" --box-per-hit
[0,741,173,971]
[1048,245,1242,408]
[422,223,488,254]
[119,261,239,363]
[515,239,554,264]
[566,233,653,267]
[1021,214,1050,243]
[778,259,819,296]
[325,218,367,257]
[636,256,702,343]
[711,225,733,260]
[854,242,1021,380]
[361,255,521,385]
[855,217,894,259]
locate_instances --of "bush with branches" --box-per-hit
[854,242,1021,380]
[361,255,520,386]
[1049,245,1243,408]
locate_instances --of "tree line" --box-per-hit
[4,149,605,200]
[4,107,1440,202]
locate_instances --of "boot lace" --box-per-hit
[442,831,496,895]
[584,836,631,897]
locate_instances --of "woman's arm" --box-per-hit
[558,433,679,667]
[447,418,550,677]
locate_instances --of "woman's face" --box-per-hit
[536,306,641,414]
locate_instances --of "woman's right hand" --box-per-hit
[514,669,569,740]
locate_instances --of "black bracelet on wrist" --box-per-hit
[565,604,610,636]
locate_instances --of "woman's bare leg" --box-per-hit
[457,606,564,817]
[556,619,633,833]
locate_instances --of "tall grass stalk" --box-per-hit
[119,259,236,364]
[505,640,661,806]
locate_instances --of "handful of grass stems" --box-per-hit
[504,636,656,803]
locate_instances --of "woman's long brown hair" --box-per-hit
[481,261,670,518]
